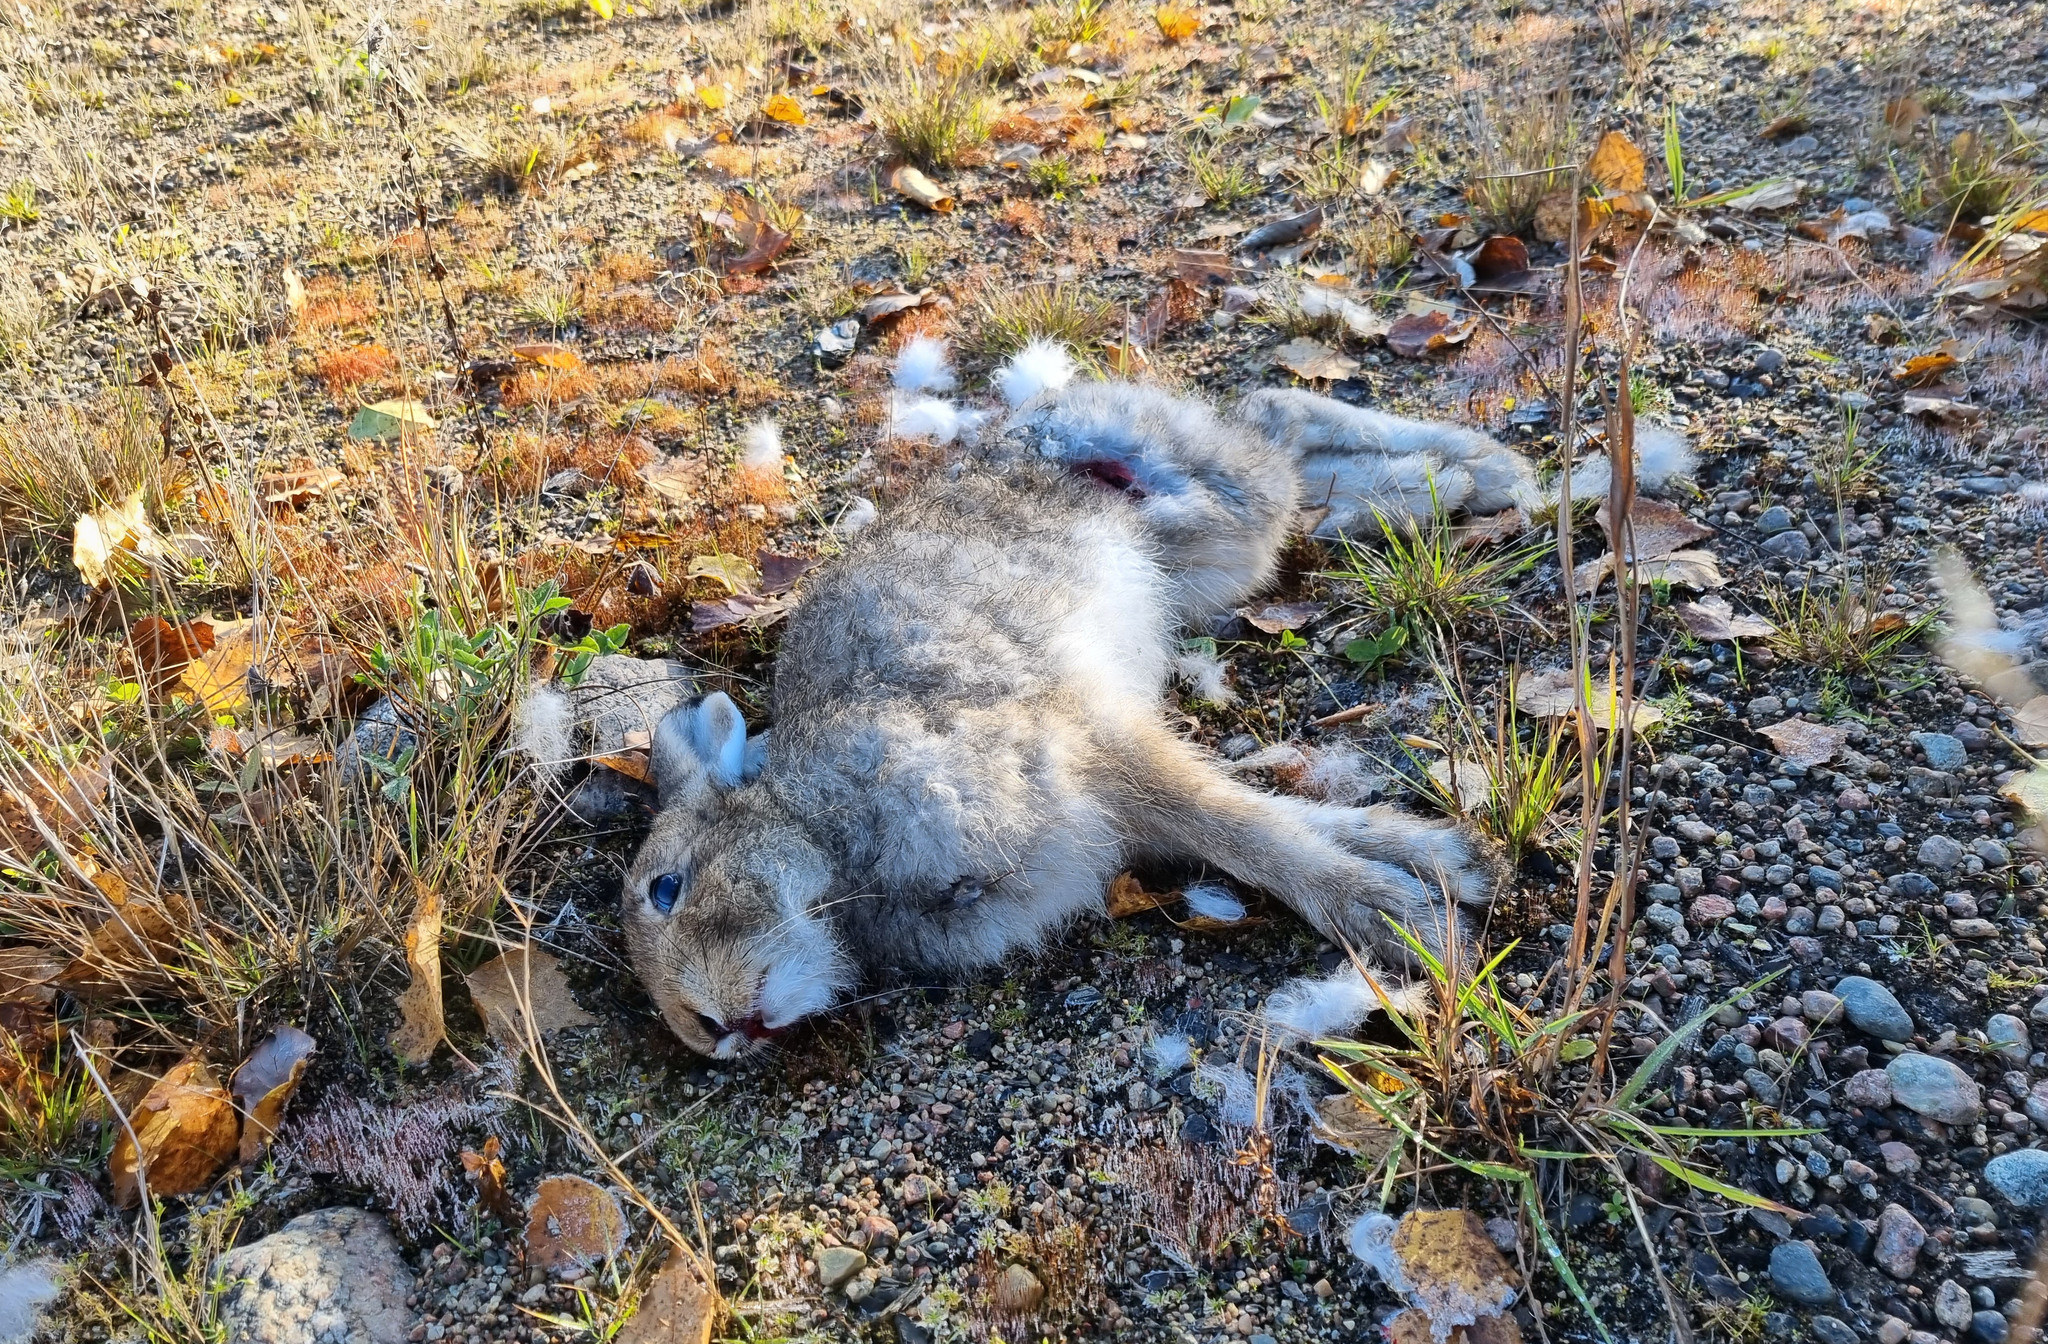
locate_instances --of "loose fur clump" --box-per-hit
[995,338,1077,406]
[736,419,789,500]
[892,334,957,394]
[1262,964,1382,1041]
[1562,422,1696,501]
[512,686,575,788]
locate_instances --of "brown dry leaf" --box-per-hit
[259,466,346,508]
[2016,697,2048,749]
[0,946,62,1005]
[691,592,789,634]
[1242,207,1324,251]
[1724,179,1801,212]
[389,885,446,1066]
[526,1175,630,1276]
[761,93,806,125]
[1758,717,1852,767]
[229,1024,315,1164]
[1673,595,1775,642]
[1890,349,1959,386]
[888,164,953,212]
[55,882,198,995]
[110,1058,241,1207]
[1237,600,1325,633]
[2001,764,2047,818]
[74,489,174,588]
[1468,235,1530,284]
[1386,1308,1524,1344]
[1451,509,1527,549]
[513,343,586,371]
[1154,3,1200,41]
[1639,549,1724,589]
[464,945,597,1053]
[0,755,108,861]
[1314,1093,1398,1160]
[1389,1210,1519,1334]
[1513,669,1664,733]
[596,729,655,784]
[1384,310,1478,359]
[1902,393,1983,424]
[757,553,815,594]
[640,459,697,506]
[1426,757,1492,812]
[180,621,257,714]
[1531,190,1579,243]
[1588,130,1646,193]
[129,616,215,696]
[1298,284,1389,340]
[618,1248,719,1344]
[1600,495,1713,562]
[1272,338,1358,382]
[1107,872,1179,919]
[858,289,937,324]
[462,1136,517,1224]
[1172,249,1236,285]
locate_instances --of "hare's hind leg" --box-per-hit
[1113,724,1501,965]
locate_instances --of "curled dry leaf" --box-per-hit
[1513,669,1664,734]
[1758,717,1852,767]
[1587,130,1647,193]
[888,164,953,212]
[1902,393,1983,425]
[596,729,655,784]
[1154,3,1200,41]
[1237,600,1325,633]
[180,620,257,715]
[1723,179,1801,212]
[1468,236,1530,285]
[1674,595,1775,642]
[1241,206,1323,251]
[0,755,107,861]
[389,885,446,1066]
[74,489,175,588]
[2016,697,2048,749]
[1384,310,1478,359]
[858,288,938,324]
[618,1248,720,1344]
[761,93,805,125]
[130,616,214,697]
[1272,338,1359,382]
[1599,494,1713,561]
[1314,1093,1398,1161]
[464,945,597,1053]
[526,1174,630,1276]
[691,591,789,633]
[462,1135,517,1224]
[110,1058,241,1207]
[1106,872,1179,919]
[1298,284,1390,340]
[1426,757,1492,812]
[259,466,346,509]
[513,343,586,371]
[230,1024,315,1163]
[758,552,815,594]
[55,879,199,995]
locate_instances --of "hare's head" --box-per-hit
[622,693,853,1058]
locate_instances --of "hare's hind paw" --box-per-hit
[1310,804,1509,912]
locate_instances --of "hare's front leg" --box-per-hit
[1112,725,1503,965]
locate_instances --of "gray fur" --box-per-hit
[623,382,1512,1058]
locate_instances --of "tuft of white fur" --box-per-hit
[833,496,878,537]
[892,334,957,394]
[1147,1032,1194,1075]
[1262,964,1380,1041]
[1183,883,1247,923]
[1171,647,1235,704]
[1298,740,1383,806]
[1561,424,1695,503]
[741,419,784,473]
[1195,1060,1261,1127]
[512,686,575,785]
[885,392,983,444]
[995,338,1076,407]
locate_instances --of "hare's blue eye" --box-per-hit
[650,873,684,913]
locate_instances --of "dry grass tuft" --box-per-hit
[962,280,1115,363]
[870,61,993,170]
[1462,73,1576,234]
[0,393,173,534]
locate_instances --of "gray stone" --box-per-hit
[1874,1204,1926,1279]
[1768,1241,1834,1306]
[215,1207,414,1344]
[1918,835,1965,870]
[1762,531,1812,561]
[1844,1069,1894,1108]
[1984,1148,2048,1208]
[1834,976,1914,1041]
[1810,1318,1859,1344]
[1756,505,1796,534]
[1746,1068,1784,1106]
[1935,1279,1973,1330]
[1911,732,1968,772]
[1986,1014,2030,1062]
[1974,838,2011,868]
[1645,903,1684,934]
[1953,1196,1996,1227]
[0,1260,62,1344]
[818,1246,869,1289]
[1886,1052,1982,1126]
[1972,1310,2010,1344]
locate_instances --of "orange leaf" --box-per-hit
[526,1175,629,1276]
[1154,3,1200,41]
[1588,129,1646,193]
[762,93,806,125]
[1107,872,1178,919]
[110,1058,241,1207]
[618,1248,719,1344]
[513,343,585,371]
[129,616,215,696]
[180,622,257,714]
[230,1025,315,1163]
[389,885,446,1065]
[462,1136,516,1223]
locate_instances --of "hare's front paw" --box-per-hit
[1312,805,1509,912]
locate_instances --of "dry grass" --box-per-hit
[1462,73,1577,234]
[0,393,174,535]
[962,279,1115,363]
[870,60,993,170]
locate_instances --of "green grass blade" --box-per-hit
[1610,967,1785,1113]
[1523,1184,1613,1344]
[1645,1153,1801,1215]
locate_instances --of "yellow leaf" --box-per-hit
[762,93,806,125]
[1154,3,1199,41]
[587,0,614,18]
[1587,129,1646,194]
[179,621,257,714]
[389,884,445,1065]
[72,489,172,588]
[699,83,729,111]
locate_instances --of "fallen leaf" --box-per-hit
[1386,1210,1519,1335]
[1758,717,1851,767]
[1451,509,1527,549]
[1723,180,1801,212]
[0,755,108,862]
[513,343,586,371]
[1587,130,1646,193]
[686,553,761,595]
[639,458,698,506]
[697,83,729,111]
[526,1175,630,1277]
[1154,2,1200,41]
[1273,338,1359,382]
[2017,697,2048,750]
[1890,349,1959,386]
[888,164,953,212]
[1468,235,1530,284]
[74,489,174,588]
[618,1247,719,1344]
[1314,1093,1398,1160]
[0,946,62,1005]
[1298,284,1389,340]
[346,400,436,443]
[110,1058,240,1207]
[858,289,937,324]
[1514,669,1664,733]
[464,945,597,1053]
[690,592,788,633]
[706,198,792,275]
[229,1025,315,1163]
[1386,1307,1524,1344]
[1107,872,1179,919]
[1600,495,1714,564]
[1172,249,1237,286]
[259,466,346,508]
[462,1136,517,1223]
[54,881,198,995]
[761,93,805,125]
[1237,601,1325,633]
[180,621,257,714]
[1385,310,1479,359]
[389,885,446,1066]
[1241,206,1323,251]
[1673,595,1775,642]
[1361,157,1397,194]
[1902,393,1983,424]
[1532,191,1580,244]
[130,616,215,697]
[1426,757,1492,812]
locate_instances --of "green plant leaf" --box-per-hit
[1645,1153,1801,1215]
[1559,1038,1597,1062]
[1222,94,1261,127]
[1524,1184,1613,1344]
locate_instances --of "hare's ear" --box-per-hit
[652,693,749,807]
